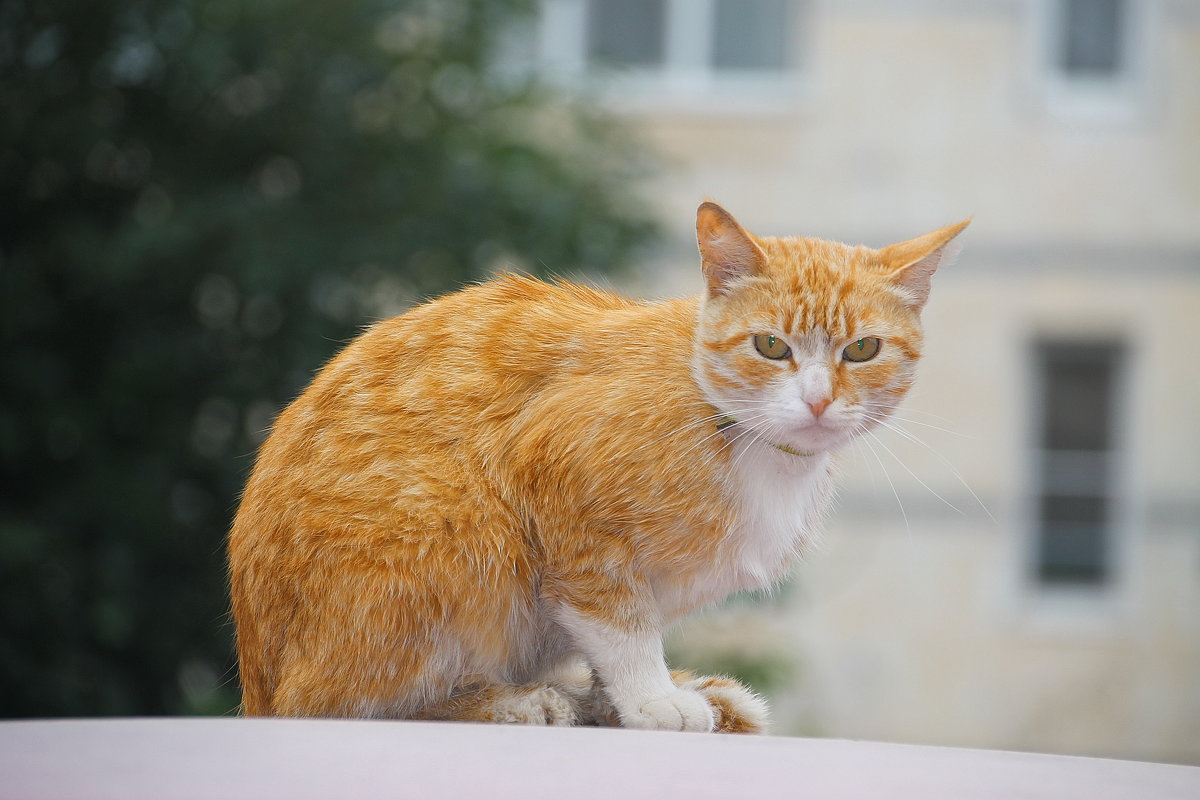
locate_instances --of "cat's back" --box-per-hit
[234,275,656,526]
[372,273,640,391]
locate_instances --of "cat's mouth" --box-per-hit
[717,414,843,457]
[776,414,863,454]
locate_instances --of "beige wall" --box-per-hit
[567,0,1200,763]
[629,3,1199,272]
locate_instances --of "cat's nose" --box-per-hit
[808,398,831,418]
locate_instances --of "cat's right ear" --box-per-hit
[697,201,767,297]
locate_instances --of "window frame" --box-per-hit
[1020,334,1135,614]
[537,0,808,112]
[1027,0,1156,124]
[1029,341,1125,587]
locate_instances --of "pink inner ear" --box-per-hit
[704,234,758,284]
[891,239,961,310]
[696,203,766,296]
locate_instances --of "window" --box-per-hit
[1032,0,1149,121]
[711,0,791,71]
[1057,0,1125,78]
[1032,342,1125,586]
[587,0,667,68]
[539,0,802,104]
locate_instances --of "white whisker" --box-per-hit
[876,413,974,439]
[872,402,960,426]
[865,428,966,517]
[665,410,775,469]
[858,430,910,538]
[864,414,997,525]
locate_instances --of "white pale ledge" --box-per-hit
[1,718,1197,800]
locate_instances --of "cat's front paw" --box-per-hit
[622,688,714,732]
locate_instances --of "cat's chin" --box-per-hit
[775,421,858,455]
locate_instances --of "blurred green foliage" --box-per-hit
[675,649,796,701]
[0,0,658,716]
[665,589,800,702]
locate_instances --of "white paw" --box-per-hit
[493,686,577,726]
[622,689,714,732]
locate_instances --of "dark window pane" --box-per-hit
[1039,343,1122,452]
[1037,521,1109,583]
[712,0,791,71]
[1033,340,1123,587]
[587,0,666,67]
[1059,0,1124,76]
[1038,494,1110,585]
[1040,494,1107,526]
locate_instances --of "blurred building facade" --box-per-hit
[537,0,1200,763]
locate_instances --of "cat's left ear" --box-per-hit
[696,201,768,297]
[879,219,971,311]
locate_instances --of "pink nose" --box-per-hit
[808,398,831,418]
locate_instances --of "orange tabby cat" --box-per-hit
[228,201,968,732]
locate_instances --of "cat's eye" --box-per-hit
[843,337,882,362]
[753,334,791,360]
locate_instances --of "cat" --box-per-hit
[228,201,968,733]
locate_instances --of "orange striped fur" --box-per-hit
[228,202,968,732]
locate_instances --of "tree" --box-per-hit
[0,0,658,716]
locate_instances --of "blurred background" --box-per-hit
[3,0,1197,766]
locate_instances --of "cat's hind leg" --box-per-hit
[415,681,580,726]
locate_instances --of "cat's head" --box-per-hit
[692,201,968,457]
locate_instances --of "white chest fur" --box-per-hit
[724,446,834,591]
[653,445,834,620]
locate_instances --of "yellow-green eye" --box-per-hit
[843,337,881,362]
[753,334,791,360]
